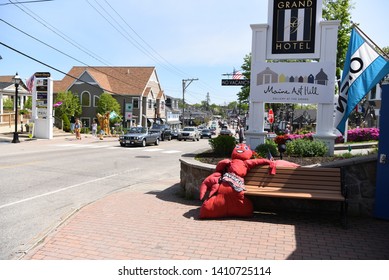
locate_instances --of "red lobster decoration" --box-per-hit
[199,143,299,219]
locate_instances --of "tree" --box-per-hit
[97,92,121,115]
[322,0,354,78]
[53,91,82,118]
[24,97,32,110]
[237,53,251,105]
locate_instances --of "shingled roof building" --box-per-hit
[54,66,167,128]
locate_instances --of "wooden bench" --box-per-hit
[244,165,348,227]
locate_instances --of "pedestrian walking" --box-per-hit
[70,115,75,134]
[92,120,97,137]
[74,118,82,140]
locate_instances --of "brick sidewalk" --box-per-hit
[22,181,389,260]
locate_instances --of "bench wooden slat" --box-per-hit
[244,180,342,191]
[244,187,344,201]
[245,185,343,195]
[245,173,341,182]
[247,166,341,177]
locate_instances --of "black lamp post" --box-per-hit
[12,72,21,143]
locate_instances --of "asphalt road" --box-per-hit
[0,135,210,259]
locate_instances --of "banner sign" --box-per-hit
[267,0,322,59]
[125,112,133,121]
[125,103,133,112]
[251,62,335,104]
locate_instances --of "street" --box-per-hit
[0,135,210,259]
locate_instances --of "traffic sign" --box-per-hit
[221,79,250,86]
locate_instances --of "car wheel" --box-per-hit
[155,138,159,145]
[120,143,125,147]
[168,135,172,141]
[141,139,146,147]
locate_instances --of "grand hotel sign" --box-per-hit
[267,0,322,59]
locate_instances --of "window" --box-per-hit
[133,98,139,109]
[93,96,100,107]
[148,99,152,109]
[81,91,91,107]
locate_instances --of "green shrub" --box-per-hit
[81,127,90,134]
[286,139,328,157]
[209,135,236,157]
[62,114,70,132]
[255,139,279,158]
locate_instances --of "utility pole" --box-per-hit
[206,92,210,111]
[182,78,198,127]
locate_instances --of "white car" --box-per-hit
[178,127,200,141]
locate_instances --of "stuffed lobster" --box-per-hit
[199,143,299,219]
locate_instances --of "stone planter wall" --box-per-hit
[180,154,378,217]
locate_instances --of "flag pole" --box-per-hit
[352,23,389,60]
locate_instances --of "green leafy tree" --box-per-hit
[237,53,251,105]
[97,92,121,115]
[3,98,14,110]
[24,97,32,110]
[54,91,82,118]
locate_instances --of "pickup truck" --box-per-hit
[119,127,160,147]
[149,123,172,141]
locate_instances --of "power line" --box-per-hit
[0,41,123,95]
[9,0,112,66]
[0,0,53,6]
[0,19,152,92]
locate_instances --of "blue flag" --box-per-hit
[334,28,389,134]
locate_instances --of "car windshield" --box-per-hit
[202,129,210,133]
[151,124,166,129]
[183,127,195,131]
[128,127,146,134]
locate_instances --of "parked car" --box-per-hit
[209,127,217,135]
[178,127,200,141]
[200,129,212,139]
[149,123,172,141]
[219,129,233,136]
[171,129,179,139]
[119,127,160,147]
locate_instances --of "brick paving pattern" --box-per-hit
[23,182,389,260]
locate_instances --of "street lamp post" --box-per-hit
[12,73,21,143]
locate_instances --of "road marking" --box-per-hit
[0,174,118,210]
[144,148,164,152]
[0,161,41,169]
[162,150,181,154]
[51,144,181,154]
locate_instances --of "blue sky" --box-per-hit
[1,0,388,105]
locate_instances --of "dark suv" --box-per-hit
[150,123,172,141]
